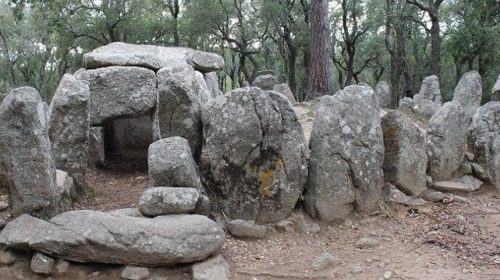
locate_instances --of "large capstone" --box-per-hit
[201,87,308,223]
[0,87,69,217]
[75,66,156,126]
[426,101,468,181]
[382,111,427,196]
[468,101,500,190]
[452,71,482,121]
[48,74,90,194]
[0,211,225,266]
[82,42,224,73]
[374,81,391,109]
[155,64,209,158]
[304,86,384,221]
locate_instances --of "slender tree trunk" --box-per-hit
[430,16,441,78]
[306,0,331,100]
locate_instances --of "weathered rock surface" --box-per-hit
[431,179,481,193]
[121,266,150,280]
[204,72,221,98]
[452,71,482,121]
[108,208,144,217]
[155,65,208,157]
[201,87,307,223]
[0,249,17,265]
[468,101,500,189]
[273,83,297,104]
[49,74,90,194]
[82,42,224,72]
[88,126,105,166]
[492,74,500,101]
[76,66,156,125]
[31,252,54,275]
[191,254,230,280]
[413,75,442,105]
[305,86,384,221]
[382,111,427,195]
[56,169,76,201]
[426,102,468,181]
[398,97,413,112]
[253,74,278,90]
[0,211,225,266]
[374,81,391,108]
[311,252,343,271]
[228,219,268,239]
[148,137,202,188]
[412,75,442,119]
[384,184,426,207]
[0,87,66,217]
[139,187,200,216]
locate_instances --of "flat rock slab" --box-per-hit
[83,42,224,73]
[0,211,225,266]
[431,180,480,193]
[139,187,200,216]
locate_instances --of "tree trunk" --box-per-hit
[306,0,331,100]
[430,16,441,78]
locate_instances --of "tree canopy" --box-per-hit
[0,0,498,102]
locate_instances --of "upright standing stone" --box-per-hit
[468,101,500,189]
[305,86,384,221]
[88,127,105,167]
[452,71,482,121]
[201,87,308,223]
[381,111,427,195]
[273,83,297,104]
[426,101,468,181]
[374,81,391,109]
[253,74,278,90]
[204,72,222,98]
[0,87,66,217]
[155,65,207,158]
[49,74,90,194]
[412,75,442,119]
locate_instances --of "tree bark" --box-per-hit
[306,0,331,100]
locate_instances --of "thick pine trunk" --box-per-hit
[306,0,331,100]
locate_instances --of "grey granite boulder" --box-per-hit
[49,74,90,194]
[191,254,230,280]
[204,72,221,98]
[87,127,105,167]
[304,86,384,221]
[492,74,500,101]
[253,74,278,90]
[398,97,414,112]
[201,87,307,223]
[0,87,66,218]
[382,111,427,196]
[155,65,209,157]
[228,219,268,239]
[82,42,224,73]
[0,211,225,266]
[468,101,500,189]
[452,71,482,121]
[148,137,202,189]
[426,101,468,181]
[273,83,297,104]
[139,187,200,216]
[30,253,54,275]
[374,81,391,108]
[412,75,442,119]
[76,66,156,126]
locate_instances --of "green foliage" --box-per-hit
[0,0,498,103]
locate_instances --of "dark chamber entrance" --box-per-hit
[103,115,153,172]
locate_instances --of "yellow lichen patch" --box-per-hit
[277,158,284,169]
[259,168,275,198]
